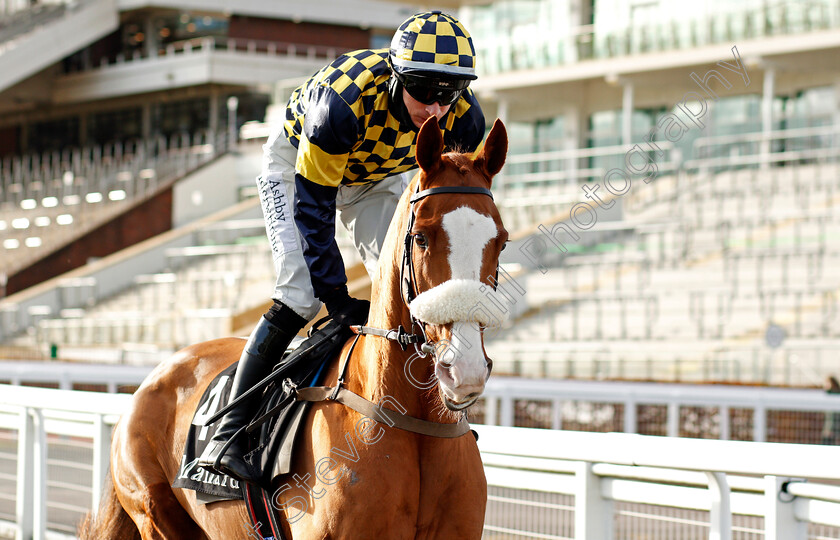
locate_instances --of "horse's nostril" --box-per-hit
[450,367,463,387]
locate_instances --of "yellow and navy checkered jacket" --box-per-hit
[284,48,484,187]
[282,47,485,302]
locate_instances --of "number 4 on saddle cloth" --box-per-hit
[173,318,352,504]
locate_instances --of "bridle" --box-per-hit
[351,184,495,359]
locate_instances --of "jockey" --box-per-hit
[199,10,486,482]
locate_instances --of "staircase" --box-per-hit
[0,0,118,93]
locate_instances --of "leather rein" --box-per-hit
[297,185,495,439]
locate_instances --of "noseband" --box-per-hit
[352,185,495,358]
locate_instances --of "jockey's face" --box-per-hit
[403,89,451,129]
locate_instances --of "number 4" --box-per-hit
[192,375,230,441]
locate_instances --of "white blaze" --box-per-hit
[433,206,498,405]
[442,207,497,281]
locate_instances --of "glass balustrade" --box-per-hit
[466,0,840,75]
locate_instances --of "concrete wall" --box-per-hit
[228,15,372,50]
[172,144,263,227]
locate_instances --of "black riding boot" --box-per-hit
[198,314,302,482]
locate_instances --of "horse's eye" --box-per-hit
[500,241,508,252]
[413,233,428,249]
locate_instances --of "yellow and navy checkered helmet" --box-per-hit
[389,10,477,81]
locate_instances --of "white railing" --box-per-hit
[480,377,840,443]
[476,424,840,540]
[2,365,840,444]
[0,385,131,540]
[0,361,151,391]
[500,140,679,189]
[0,385,838,539]
[686,123,840,172]
[489,124,840,203]
[65,35,346,75]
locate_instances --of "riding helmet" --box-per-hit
[389,10,477,80]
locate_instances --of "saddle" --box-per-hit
[172,318,352,502]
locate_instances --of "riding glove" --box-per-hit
[323,289,370,326]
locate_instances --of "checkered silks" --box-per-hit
[283,49,483,188]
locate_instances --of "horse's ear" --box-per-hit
[416,116,444,174]
[475,118,508,180]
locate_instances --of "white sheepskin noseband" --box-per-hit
[409,279,510,326]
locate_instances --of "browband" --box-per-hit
[410,186,494,203]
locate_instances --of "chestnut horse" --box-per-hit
[80,116,509,539]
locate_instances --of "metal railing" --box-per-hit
[499,140,679,191]
[477,424,840,540]
[0,0,74,52]
[686,123,840,173]
[2,367,840,445]
[0,384,838,539]
[0,360,149,391]
[0,129,231,278]
[477,377,840,445]
[65,35,347,74]
[0,385,130,540]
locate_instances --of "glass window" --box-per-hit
[464,0,569,74]
[370,31,390,50]
[158,98,210,140]
[120,13,229,58]
[28,117,79,153]
[88,108,143,146]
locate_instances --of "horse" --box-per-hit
[79,115,509,540]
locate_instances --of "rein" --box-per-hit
[296,387,470,438]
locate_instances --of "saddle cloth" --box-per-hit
[172,320,352,504]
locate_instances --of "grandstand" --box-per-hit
[0,0,837,389]
[488,133,840,386]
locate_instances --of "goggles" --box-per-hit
[396,72,469,106]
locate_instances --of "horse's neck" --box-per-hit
[346,235,442,422]
[347,300,436,420]
[348,337,429,418]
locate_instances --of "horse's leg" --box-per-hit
[416,437,487,540]
[111,384,208,539]
[115,479,207,540]
[78,466,141,540]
